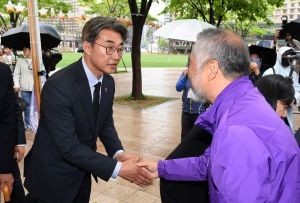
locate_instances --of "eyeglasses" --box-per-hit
[92,42,125,57]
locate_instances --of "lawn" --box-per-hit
[55,52,188,68]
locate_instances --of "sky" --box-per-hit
[148,1,165,22]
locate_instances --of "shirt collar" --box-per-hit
[81,57,103,87]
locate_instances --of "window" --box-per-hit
[283,9,287,14]
[284,4,287,8]
[275,16,280,20]
[290,15,294,19]
[290,9,294,13]
[298,2,300,7]
[298,15,300,18]
[291,3,295,7]
[276,10,280,14]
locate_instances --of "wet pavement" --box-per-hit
[8,68,300,203]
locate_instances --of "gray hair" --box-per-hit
[81,16,128,47]
[193,28,250,79]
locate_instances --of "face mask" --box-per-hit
[281,58,289,67]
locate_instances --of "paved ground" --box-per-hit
[2,68,300,203]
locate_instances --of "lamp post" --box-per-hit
[4,0,25,29]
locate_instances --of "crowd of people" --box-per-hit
[1,16,300,203]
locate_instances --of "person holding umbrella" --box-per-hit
[13,44,45,131]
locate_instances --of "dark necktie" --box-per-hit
[93,82,101,122]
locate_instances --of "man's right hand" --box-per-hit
[0,173,14,194]
[13,86,20,93]
[118,156,153,187]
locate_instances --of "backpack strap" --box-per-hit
[272,67,276,74]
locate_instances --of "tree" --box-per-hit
[55,20,65,33]
[222,12,271,39]
[161,0,284,27]
[0,0,71,29]
[79,0,131,18]
[128,0,155,99]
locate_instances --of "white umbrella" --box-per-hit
[153,19,215,42]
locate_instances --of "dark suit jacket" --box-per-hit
[0,63,16,174]
[24,58,124,203]
[15,99,26,145]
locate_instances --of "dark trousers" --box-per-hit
[181,111,200,141]
[11,159,25,203]
[26,173,91,203]
[160,125,212,203]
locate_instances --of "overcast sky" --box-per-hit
[149,1,165,22]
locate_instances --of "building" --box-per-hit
[272,0,300,24]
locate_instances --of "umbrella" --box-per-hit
[249,45,277,73]
[1,23,61,50]
[153,19,216,42]
[282,17,300,41]
[77,45,83,53]
[256,40,272,48]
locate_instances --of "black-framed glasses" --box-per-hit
[92,42,125,57]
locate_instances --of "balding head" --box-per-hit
[193,28,250,80]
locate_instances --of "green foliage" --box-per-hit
[158,38,168,47]
[78,0,131,18]
[162,0,284,27]
[125,93,148,100]
[0,0,71,29]
[55,20,64,33]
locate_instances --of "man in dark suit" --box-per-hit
[24,16,152,203]
[11,98,26,203]
[0,63,16,195]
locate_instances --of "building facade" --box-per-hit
[272,0,300,24]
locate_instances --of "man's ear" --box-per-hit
[208,60,219,81]
[82,41,91,56]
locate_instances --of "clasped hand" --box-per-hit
[117,153,159,187]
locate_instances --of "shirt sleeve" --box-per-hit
[158,146,210,181]
[13,61,21,87]
[176,72,187,92]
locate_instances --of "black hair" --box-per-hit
[81,16,128,47]
[24,43,31,49]
[255,75,295,111]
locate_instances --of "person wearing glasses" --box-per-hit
[13,44,41,131]
[24,17,153,203]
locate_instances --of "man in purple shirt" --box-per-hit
[139,28,300,202]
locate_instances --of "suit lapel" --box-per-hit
[74,59,95,133]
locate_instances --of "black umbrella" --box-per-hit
[1,23,61,50]
[77,45,83,53]
[282,17,300,41]
[249,45,277,67]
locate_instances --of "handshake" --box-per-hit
[116,152,159,187]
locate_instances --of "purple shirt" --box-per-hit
[158,76,300,202]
